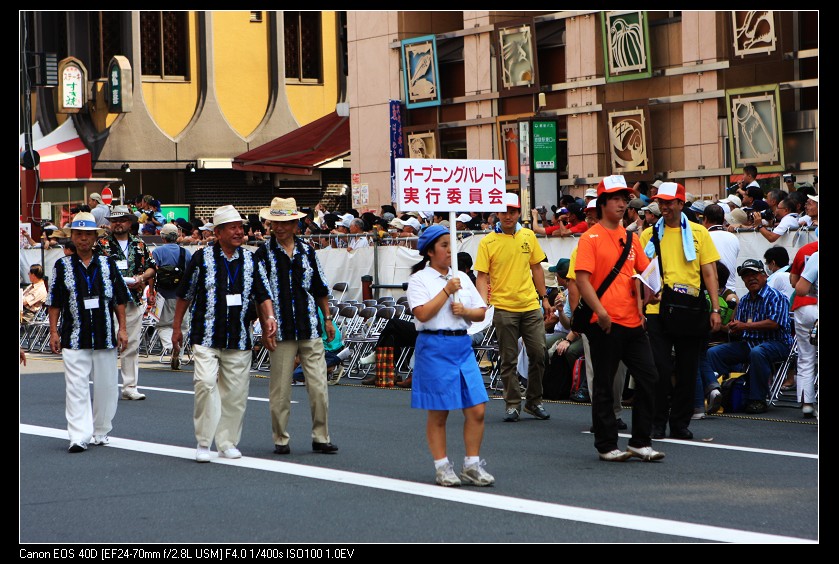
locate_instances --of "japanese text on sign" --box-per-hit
[395,158,507,211]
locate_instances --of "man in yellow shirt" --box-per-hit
[475,192,552,422]
[640,182,721,440]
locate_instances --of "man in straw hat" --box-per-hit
[95,205,158,400]
[47,211,130,453]
[172,205,277,462]
[254,197,339,456]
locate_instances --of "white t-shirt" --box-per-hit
[348,235,369,250]
[406,264,487,331]
[708,227,740,293]
[767,266,793,300]
[773,213,800,235]
[800,251,818,297]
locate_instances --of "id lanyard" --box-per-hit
[222,256,242,307]
[77,260,99,344]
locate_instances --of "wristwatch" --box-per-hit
[324,316,333,321]
[712,309,721,314]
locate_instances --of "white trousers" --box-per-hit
[793,305,818,404]
[192,344,252,451]
[63,348,119,444]
[119,302,144,391]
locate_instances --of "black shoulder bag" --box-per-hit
[570,232,633,334]
[651,227,710,337]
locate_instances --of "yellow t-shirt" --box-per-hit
[640,221,720,314]
[474,228,546,312]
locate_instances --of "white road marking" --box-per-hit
[582,432,819,459]
[20,424,814,544]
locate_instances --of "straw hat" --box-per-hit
[212,205,244,227]
[259,197,306,222]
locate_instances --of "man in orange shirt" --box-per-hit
[575,175,663,462]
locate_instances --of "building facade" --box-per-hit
[346,10,818,212]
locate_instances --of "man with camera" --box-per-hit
[753,197,799,243]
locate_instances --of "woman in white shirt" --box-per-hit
[406,225,493,488]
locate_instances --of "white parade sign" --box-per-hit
[395,158,507,212]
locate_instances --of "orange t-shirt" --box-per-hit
[574,223,650,328]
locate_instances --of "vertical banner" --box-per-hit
[389,100,404,204]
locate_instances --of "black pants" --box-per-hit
[587,323,659,453]
[646,314,702,434]
[377,318,417,348]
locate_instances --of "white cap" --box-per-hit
[584,188,598,199]
[455,213,472,224]
[719,194,742,208]
[586,199,597,209]
[503,192,520,208]
[404,217,422,231]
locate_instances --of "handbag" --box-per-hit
[651,228,710,337]
[570,233,633,334]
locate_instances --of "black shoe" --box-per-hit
[312,441,338,454]
[651,426,666,440]
[616,418,627,430]
[570,389,590,403]
[745,400,768,414]
[670,428,694,440]
[503,407,520,422]
[274,444,290,455]
[524,404,550,420]
[68,442,87,453]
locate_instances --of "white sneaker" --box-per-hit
[707,388,722,414]
[122,389,146,400]
[359,351,377,366]
[91,434,110,446]
[195,445,212,463]
[336,348,353,361]
[598,449,632,462]
[627,445,665,462]
[435,462,462,487]
[460,460,495,486]
[219,447,242,459]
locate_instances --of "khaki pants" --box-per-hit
[192,344,252,451]
[269,338,330,446]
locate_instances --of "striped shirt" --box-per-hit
[95,233,157,306]
[735,283,792,348]
[46,254,130,350]
[254,236,330,342]
[177,245,271,351]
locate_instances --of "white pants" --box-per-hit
[63,348,119,444]
[119,302,144,391]
[192,344,252,451]
[793,305,818,404]
[156,296,190,356]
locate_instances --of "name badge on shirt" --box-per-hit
[84,297,100,310]
[116,259,128,271]
[226,294,243,307]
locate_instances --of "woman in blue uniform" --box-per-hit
[406,225,493,487]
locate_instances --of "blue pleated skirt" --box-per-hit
[411,332,489,410]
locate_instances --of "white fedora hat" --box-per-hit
[212,205,244,227]
[69,212,99,231]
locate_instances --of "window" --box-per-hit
[88,12,123,79]
[140,11,188,79]
[284,11,322,82]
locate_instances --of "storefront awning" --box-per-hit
[233,111,349,176]
[20,119,93,180]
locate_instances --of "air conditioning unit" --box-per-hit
[40,201,52,221]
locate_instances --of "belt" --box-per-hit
[420,329,467,336]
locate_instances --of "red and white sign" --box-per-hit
[395,158,507,212]
[101,186,113,205]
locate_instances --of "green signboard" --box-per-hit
[532,120,557,171]
[160,204,191,224]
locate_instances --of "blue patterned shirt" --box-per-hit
[254,236,330,342]
[177,244,272,350]
[46,254,130,350]
[735,283,792,348]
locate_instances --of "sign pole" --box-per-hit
[449,211,459,302]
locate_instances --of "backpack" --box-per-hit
[156,247,187,290]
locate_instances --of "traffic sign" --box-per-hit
[101,186,113,205]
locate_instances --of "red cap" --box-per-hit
[596,175,629,196]
[655,182,686,202]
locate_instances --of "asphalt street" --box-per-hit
[19,352,818,545]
